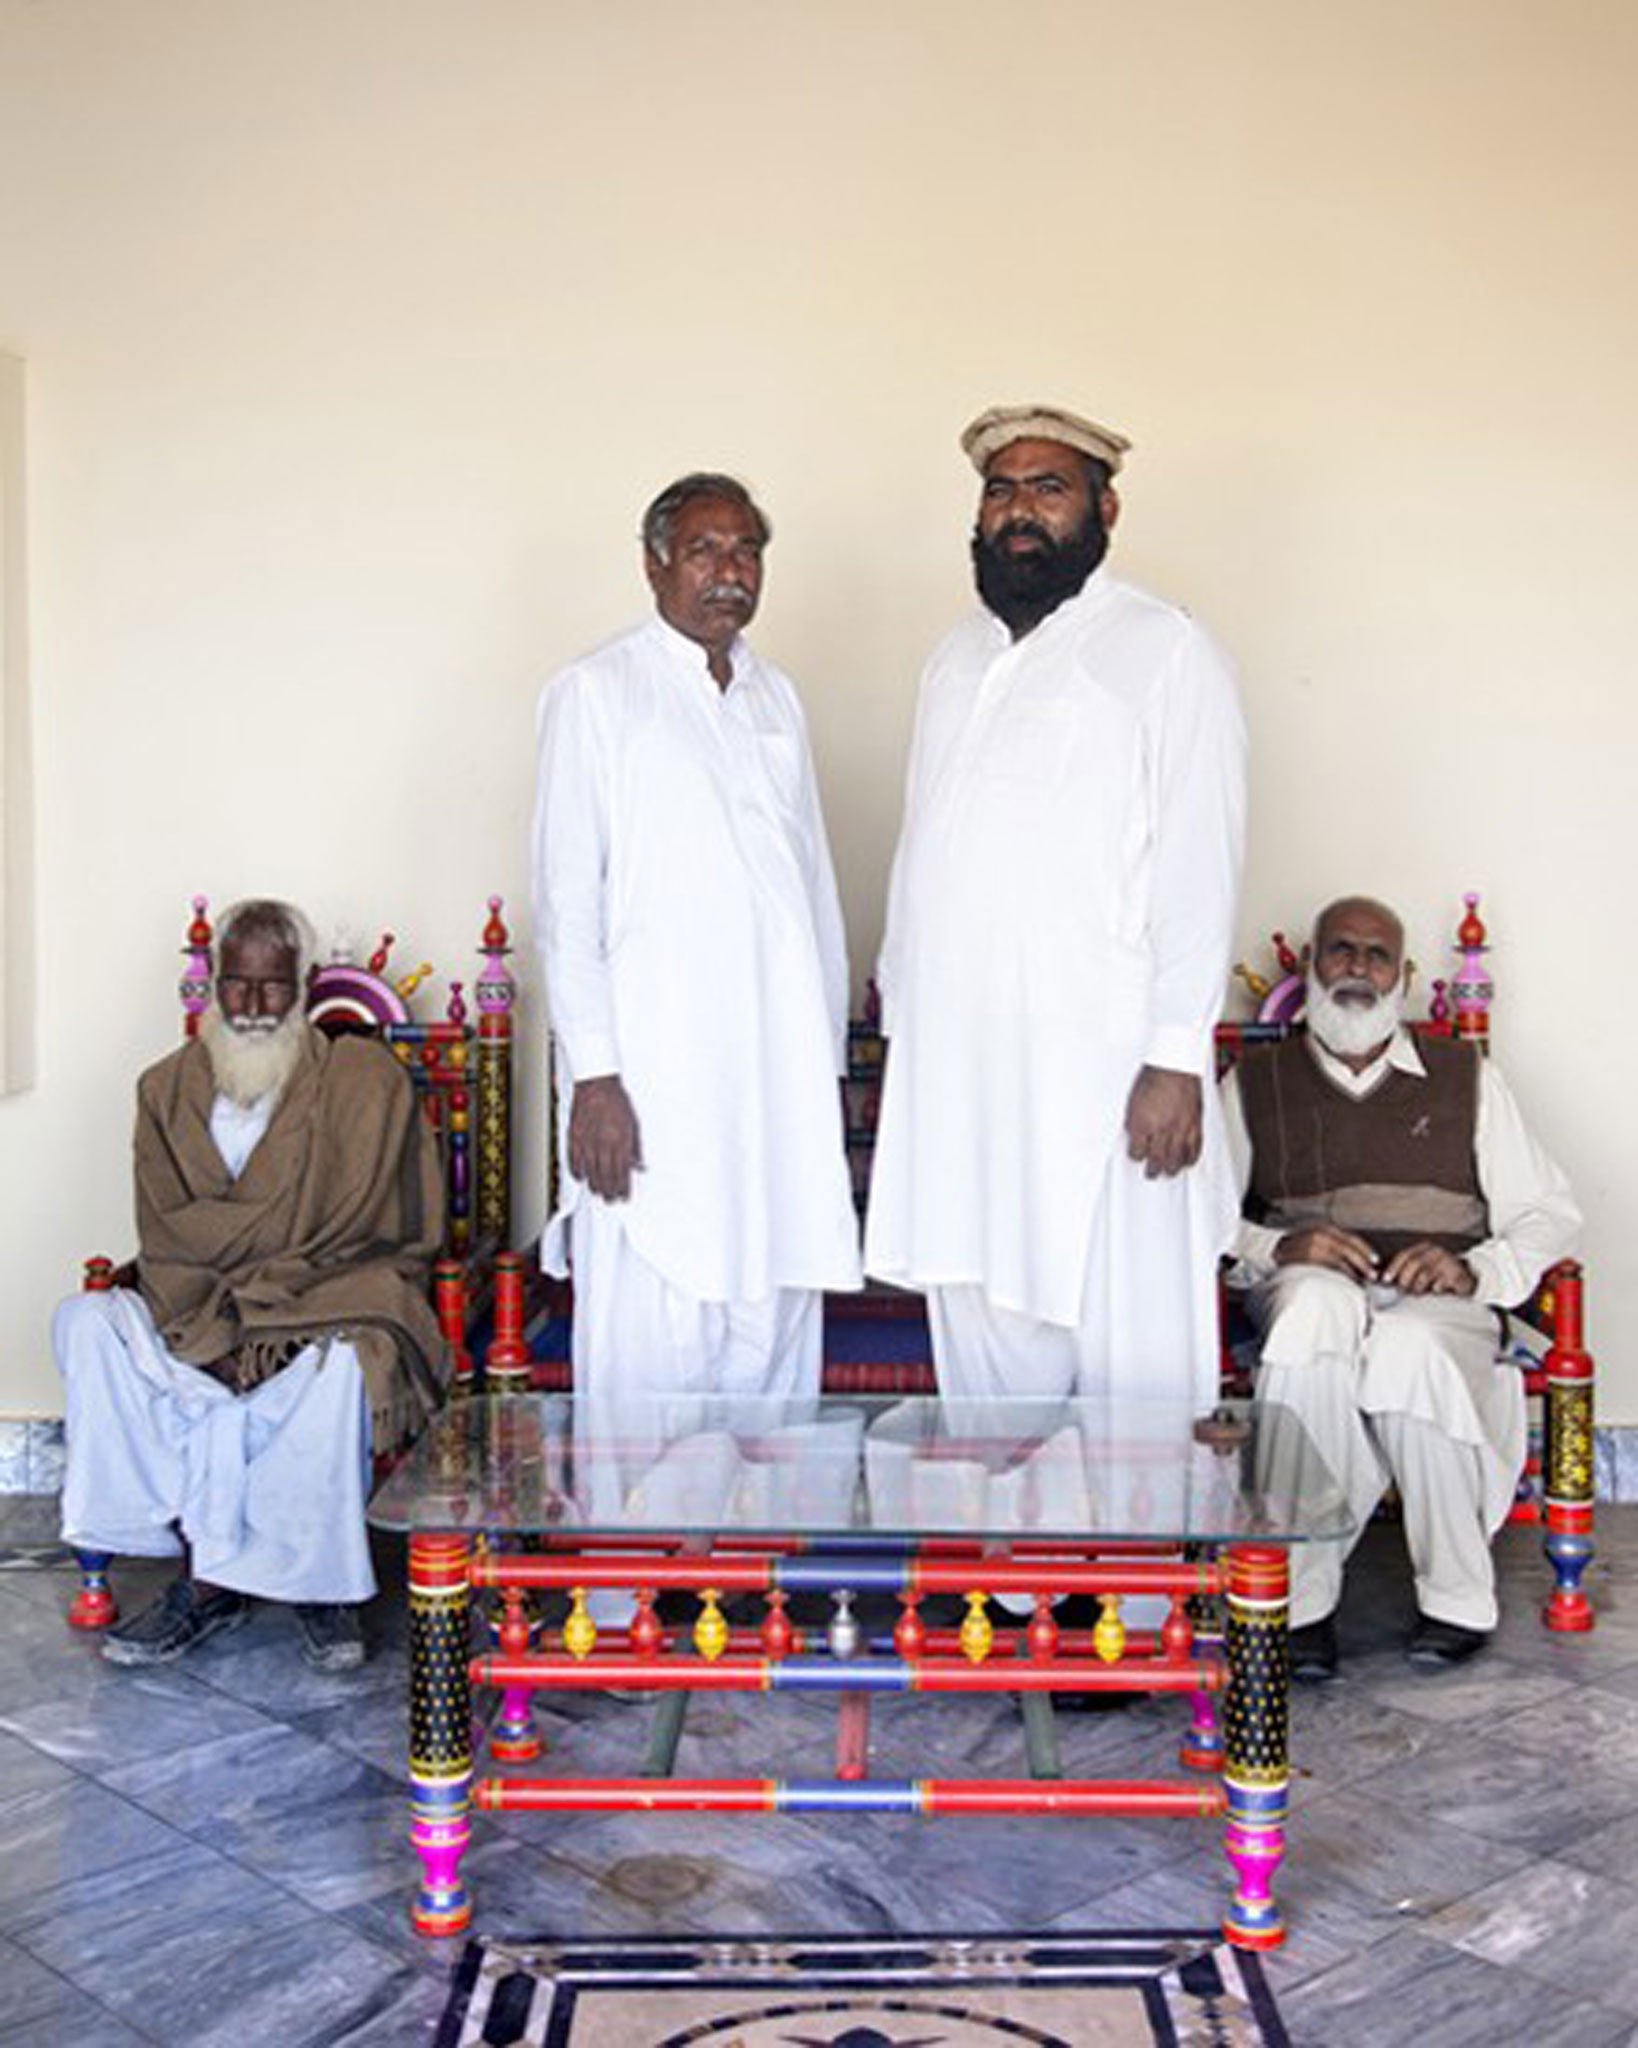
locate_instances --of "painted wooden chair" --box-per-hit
[1214,894,1595,1634]
[67,894,520,1629]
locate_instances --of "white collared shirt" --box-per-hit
[208,1090,277,1180]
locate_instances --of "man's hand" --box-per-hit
[568,1075,643,1201]
[1383,1240,1477,1297]
[1274,1225,1378,1283]
[1124,1065,1202,1178]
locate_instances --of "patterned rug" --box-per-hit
[433,1929,1290,2046]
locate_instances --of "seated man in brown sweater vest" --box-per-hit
[1220,897,1580,1677]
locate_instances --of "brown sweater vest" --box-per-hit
[1237,1033,1488,1259]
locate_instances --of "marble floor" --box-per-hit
[2,1502,1636,2048]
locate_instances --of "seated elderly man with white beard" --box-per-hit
[53,898,447,1672]
[1220,896,1580,1679]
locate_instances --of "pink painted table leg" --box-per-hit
[409,1531,474,1936]
[1221,1543,1290,1951]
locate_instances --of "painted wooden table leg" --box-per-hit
[490,1587,541,1762]
[641,1691,691,1778]
[1221,1543,1290,1952]
[836,1690,872,1781]
[1180,1549,1224,1772]
[409,1531,474,1936]
[1019,1691,1063,1780]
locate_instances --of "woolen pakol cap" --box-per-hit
[960,404,1132,477]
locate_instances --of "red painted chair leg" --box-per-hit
[69,1551,118,1629]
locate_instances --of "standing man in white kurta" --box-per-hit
[866,405,1247,1416]
[532,474,861,1470]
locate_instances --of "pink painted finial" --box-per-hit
[1451,892,1492,1051]
[180,895,214,1039]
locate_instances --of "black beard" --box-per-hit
[970,508,1108,636]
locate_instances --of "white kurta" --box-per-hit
[865,570,1246,1407]
[1221,1030,1582,1628]
[532,614,861,1304]
[55,1090,377,1605]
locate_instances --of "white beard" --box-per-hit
[199,1002,310,1108]
[1305,973,1404,1061]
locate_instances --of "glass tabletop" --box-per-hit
[368,1392,1354,1546]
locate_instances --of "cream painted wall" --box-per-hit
[1,0,1634,1416]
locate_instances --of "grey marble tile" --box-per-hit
[1470,1605,1638,1683]
[289,1684,419,1783]
[0,1778,188,1926]
[0,1724,81,1802]
[1282,1683,1464,1786]
[1426,1857,1638,2015]
[1487,1677,1638,1788]
[2,1659,280,1774]
[0,1555,84,1616]
[1080,1822,1419,1989]
[0,1938,148,2047]
[1280,1926,1636,2048]
[1557,1804,1638,1884]
[6,1837,313,1996]
[187,1607,406,1716]
[0,1492,65,1546]
[103,1724,414,1912]
[1278,1783,1535,1921]
[304,1971,454,2047]
[120,1915,420,2048]
[0,1588,115,1715]
[1339,1720,1638,1856]
[1344,1649,1573,1727]
[339,1826,665,1959]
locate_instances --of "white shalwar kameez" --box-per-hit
[56,1092,376,1604]
[1221,1031,1581,1630]
[865,571,1247,1419]
[532,616,861,1546]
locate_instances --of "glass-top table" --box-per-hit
[370,1393,1352,1951]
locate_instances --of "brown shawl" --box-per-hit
[133,1029,449,1448]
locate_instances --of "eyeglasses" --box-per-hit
[216,976,298,1003]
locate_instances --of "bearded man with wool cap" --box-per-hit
[53,897,447,1672]
[866,403,1247,1418]
[1221,895,1581,1676]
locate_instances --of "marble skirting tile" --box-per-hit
[1595,1426,1638,1505]
[0,1421,64,1497]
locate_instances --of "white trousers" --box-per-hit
[1251,1265,1522,1631]
[55,1290,377,1604]
[925,1169,1215,1623]
[925,1158,1220,1410]
[568,1201,823,1622]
